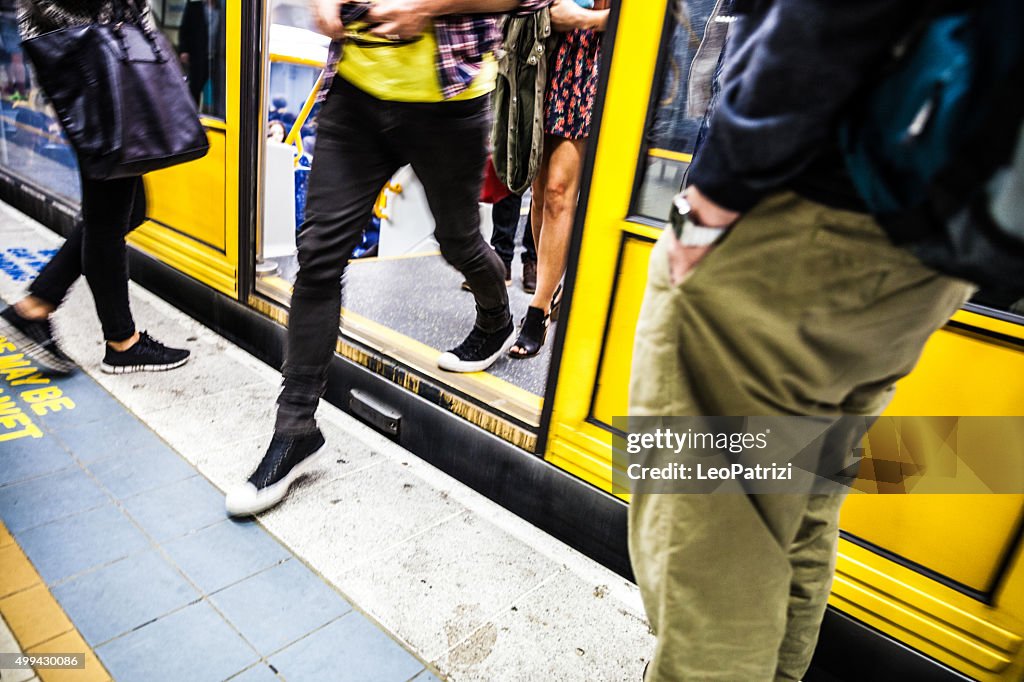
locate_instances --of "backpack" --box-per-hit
[840,0,1024,298]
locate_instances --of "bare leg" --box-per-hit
[510,135,587,356]
[530,136,585,313]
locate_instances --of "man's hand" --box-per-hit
[665,185,738,286]
[179,52,190,68]
[312,0,345,39]
[549,0,584,32]
[368,0,433,41]
[550,0,609,32]
[685,185,740,228]
[666,231,719,286]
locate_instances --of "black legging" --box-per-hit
[28,174,146,342]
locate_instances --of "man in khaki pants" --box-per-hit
[629,2,975,680]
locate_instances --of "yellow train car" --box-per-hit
[1,1,1021,679]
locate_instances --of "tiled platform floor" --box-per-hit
[0,321,439,682]
[0,202,653,682]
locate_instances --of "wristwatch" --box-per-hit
[669,193,726,247]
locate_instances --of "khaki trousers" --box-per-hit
[628,192,973,681]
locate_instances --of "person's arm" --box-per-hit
[368,0,551,40]
[686,0,919,217]
[550,0,608,33]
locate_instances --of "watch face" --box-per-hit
[670,193,691,239]
[672,193,691,217]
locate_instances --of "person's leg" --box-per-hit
[405,97,508,333]
[227,81,401,517]
[23,222,84,315]
[521,205,537,265]
[275,80,401,437]
[78,175,140,343]
[489,191,523,274]
[23,177,144,319]
[530,136,585,313]
[399,97,513,372]
[509,136,585,356]
[520,203,537,293]
[628,192,974,681]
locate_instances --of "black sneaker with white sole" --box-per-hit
[0,306,75,374]
[101,330,190,374]
[225,430,326,516]
[437,319,515,373]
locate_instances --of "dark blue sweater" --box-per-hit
[687,0,919,213]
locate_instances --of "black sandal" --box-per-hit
[508,306,548,358]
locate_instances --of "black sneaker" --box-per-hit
[100,331,190,374]
[437,319,515,373]
[225,430,326,516]
[0,306,75,374]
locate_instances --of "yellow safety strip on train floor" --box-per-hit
[254,271,544,417]
[0,521,110,682]
[248,290,540,450]
[646,148,693,163]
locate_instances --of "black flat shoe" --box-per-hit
[508,306,548,358]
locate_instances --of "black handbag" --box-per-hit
[21,1,209,180]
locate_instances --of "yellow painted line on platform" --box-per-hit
[0,521,110,682]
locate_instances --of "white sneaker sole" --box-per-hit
[437,328,516,373]
[0,317,75,374]
[225,442,327,517]
[101,357,189,374]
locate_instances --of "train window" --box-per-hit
[0,0,81,202]
[970,291,1024,321]
[632,0,720,223]
[0,0,224,206]
[151,0,227,120]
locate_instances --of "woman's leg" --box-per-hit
[509,135,586,356]
[21,222,85,318]
[22,177,145,322]
[79,175,141,343]
[530,136,586,314]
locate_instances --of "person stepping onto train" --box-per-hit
[226,0,553,517]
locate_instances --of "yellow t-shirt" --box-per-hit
[338,21,496,103]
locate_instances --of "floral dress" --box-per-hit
[543,27,602,140]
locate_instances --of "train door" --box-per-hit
[251,0,551,450]
[131,0,237,297]
[548,1,1024,679]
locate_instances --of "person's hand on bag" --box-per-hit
[312,0,345,39]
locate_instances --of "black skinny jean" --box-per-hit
[275,78,511,436]
[29,175,145,342]
[490,191,535,267]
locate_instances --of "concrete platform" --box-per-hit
[0,202,653,681]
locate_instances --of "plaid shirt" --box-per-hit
[319,1,551,102]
